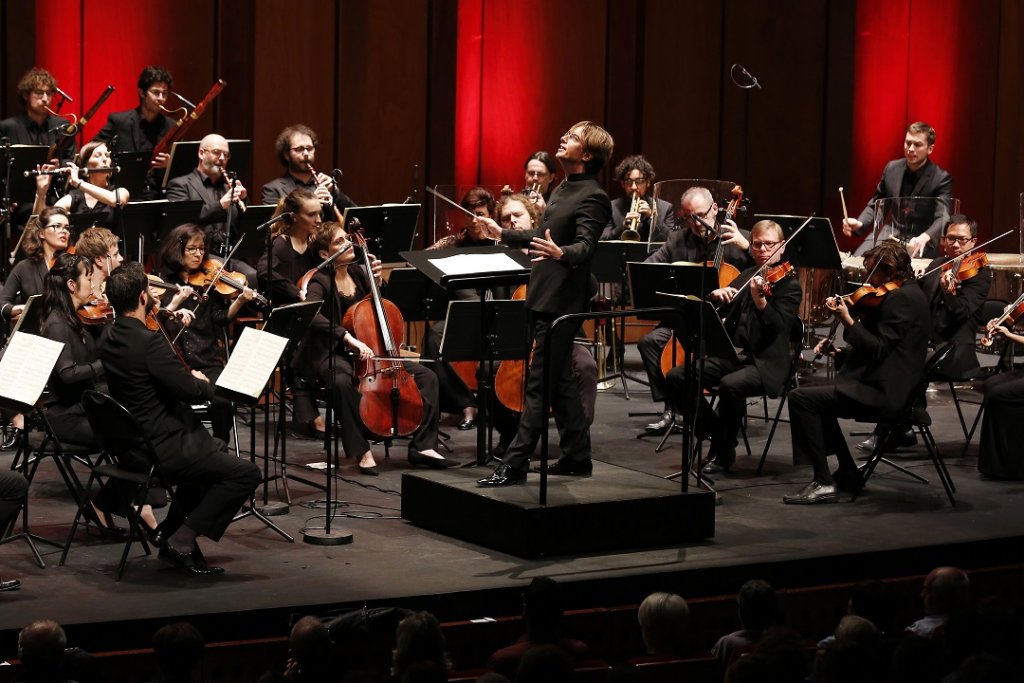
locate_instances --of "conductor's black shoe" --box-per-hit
[0,578,20,591]
[159,545,224,576]
[534,459,593,476]
[782,480,839,505]
[477,464,527,487]
[457,418,476,431]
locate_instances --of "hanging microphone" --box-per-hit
[172,90,198,109]
[54,86,74,103]
[732,63,762,90]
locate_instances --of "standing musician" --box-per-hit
[101,262,260,576]
[31,142,129,229]
[0,68,76,163]
[256,188,325,437]
[472,121,614,487]
[638,186,753,434]
[93,65,176,172]
[293,221,450,475]
[977,316,1024,479]
[157,223,256,443]
[261,124,356,219]
[665,220,802,474]
[523,151,557,205]
[842,122,952,258]
[424,187,498,430]
[600,155,675,242]
[784,241,930,504]
[1,208,69,326]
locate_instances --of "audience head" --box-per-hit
[522,577,565,642]
[725,627,806,683]
[637,591,689,656]
[152,622,205,681]
[288,616,334,682]
[513,644,572,683]
[391,611,450,679]
[18,619,67,675]
[738,579,779,632]
[847,578,892,633]
[922,566,970,616]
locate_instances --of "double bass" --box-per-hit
[341,233,424,437]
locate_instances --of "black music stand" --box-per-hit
[119,201,163,261]
[235,205,277,261]
[344,205,420,262]
[69,211,109,234]
[593,241,654,396]
[657,292,740,492]
[110,151,151,199]
[401,246,532,464]
[258,301,321,515]
[4,145,49,209]
[755,214,843,270]
[159,200,204,242]
[441,299,529,464]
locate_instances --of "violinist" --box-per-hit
[1,208,69,325]
[976,313,1024,479]
[473,121,614,487]
[600,155,675,242]
[40,142,129,229]
[784,241,930,504]
[665,220,802,474]
[424,187,498,430]
[101,262,260,576]
[293,222,450,475]
[73,227,125,324]
[638,186,753,434]
[256,188,323,436]
[260,124,356,218]
[157,223,255,442]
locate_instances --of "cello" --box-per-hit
[341,232,424,437]
[494,285,529,412]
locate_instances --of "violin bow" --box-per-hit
[733,213,815,292]
[917,229,1013,279]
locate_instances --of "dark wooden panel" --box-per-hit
[338,0,429,206]
[427,0,459,191]
[251,0,337,199]
[820,0,857,230]
[604,0,643,166]
[217,0,257,185]
[992,0,1024,248]
[641,0,724,182]
[2,0,37,119]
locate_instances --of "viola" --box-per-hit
[981,292,1024,347]
[941,251,988,294]
[760,261,795,297]
[77,298,114,325]
[341,233,424,438]
[187,259,268,306]
[825,281,901,313]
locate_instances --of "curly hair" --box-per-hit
[137,65,173,93]
[614,154,656,183]
[17,67,57,101]
[496,193,539,228]
[864,240,915,284]
[274,124,319,168]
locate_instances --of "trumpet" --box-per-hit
[24,166,118,178]
[621,191,642,241]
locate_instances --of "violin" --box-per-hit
[341,232,424,438]
[187,259,268,306]
[980,292,1024,347]
[759,261,795,297]
[825,281,901,312]
[77,298,114,325]
[940,251,988,295]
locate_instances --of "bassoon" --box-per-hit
[150,79,227,163]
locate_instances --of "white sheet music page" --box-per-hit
[0,331,63,407]
[216,327,288,399]
[428,252,525,276]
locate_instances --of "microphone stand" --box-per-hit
[1,137,13,279]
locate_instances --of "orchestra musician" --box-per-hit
[977,317,1024,479]
[784,241,930,504]
[100,262,260,576]
[93,65,176,171]
[1,208,70,325]
[255,188,326,437]
[261,124,356,219]
[0,468,27,590]
[523,151,557,204]
[293,221,450,475]
[30,142,129,230]
[73,226,125,306]
[600,155,675,242]
[0,67,76,163]
[638,186,753,434]
[473,121,613,487]
[157,223,256,443]
[665,220,802,474]
[842,122,953,258]
[424,187,499,430]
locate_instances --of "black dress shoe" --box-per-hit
[0,428,23,451]
[702,461,727,475]
[159,545,224,576]
[147,526,167,548]
[856,435,878,452]
[408,452,457,469]
[457,418,476,431]
[477,463,527,487]
[0,578,21,591]
[783,480,839,505]
[358,464,379,476]
[534,459,593,476]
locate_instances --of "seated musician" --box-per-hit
[784,241,930,504]
[637,186,753,434]
[166,134,256,286]
[101,262,260,575]
[54,142,128,226]
[292,221,451,475]
[72,227,125,302]
[600,155,675,242]
[665,220,801,473]
[93,66,176,171]
[0,67,75,163]
[523,151,557,204]
[977,316,1024,479]
[156,223,256,442]
[261,124,356,220]
[424,187,499,430]
[256,188,324,437]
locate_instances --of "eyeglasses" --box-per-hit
[290,145,316,154]
[202,148,231,159]
[184,245,205,254]
[944,235,975,245]
[31,89,54,98]
[45,223,69,232]
[752,240,783,250]
[623,178,648,187]
[561,131,581,143]
[685,206,714,222]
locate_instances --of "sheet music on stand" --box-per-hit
[215,326,289,405]
[400,245,532,291]
[0,331,63,413]
[343,205,421,263]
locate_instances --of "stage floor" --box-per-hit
[2,353,1023,652]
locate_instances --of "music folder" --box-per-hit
[215,326,289,405]
[0,331,64,414]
